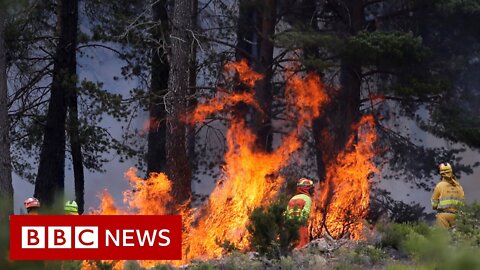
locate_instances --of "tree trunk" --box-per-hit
[252,0,276,152]
[236,0,258,62]
[166,0,193,206]
[187,0,198,166]
[332,0,363,152]
[64,0,82,214]
[297,0,330,181]
[310,0,364,180]
[34,0,78,210]
[147,0,169,175]
[0,7,14,225]
[232,1,258,121]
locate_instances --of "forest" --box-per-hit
[0,0,480,269]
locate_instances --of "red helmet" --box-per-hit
[297,178,314,195]
[24,197,40,209]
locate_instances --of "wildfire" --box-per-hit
[187,91,261,124]
[86,60,377,268]
[310,115,377,239]
[224,59,264,88]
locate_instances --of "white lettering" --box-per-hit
[123,229,135,247]
[22,226,45,249]
[105,229,120,247]
[48,226,71,248]
[136,230,157,247]
[158,229,170,247]
[75,227,98,249]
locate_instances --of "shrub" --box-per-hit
[188,262,218,270]
[378,223,414,250]
[152,264,175,270]
[247,199,301,259]
[223,252,263,270]
[337,243,386,267]
[383,208,480,270]
[378,222,430,250]
[452,203,480,245]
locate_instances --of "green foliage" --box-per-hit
[452,203,480,245]
[437,0,480,15]
[343,31,429,66]
[339,243,387,267]
[382,206,480,270]
[151,264,175,270]
[387,263,431,270]
[275,31,342,51]
[422,103,480,149]
[247,199,301,259]
[394,77,449,97]
[222,252,263,270]
[378,222,430,250]
[400,226,480,270]
[60,260,83,270]
[402,228,449,262]
[188,262,218,270]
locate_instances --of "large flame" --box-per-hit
[85,60,377,268]
[310,115,377,239]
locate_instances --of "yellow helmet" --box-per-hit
[439,162,453,175]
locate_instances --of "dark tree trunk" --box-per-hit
[34,0,78,210]
[0,8,14,225]
[310,0,364,180]
[67,77,83,213]
[297,0,330,181]
[235,0,275,152]
[147,0,169,175]
[332,0,364,152]
[187,0,198,166]
[334,60,361,151]
[233,1,259,121]
[166,0,193,206]
[236,0,258,62]
[65,0,82,214]
[252,0,276,152]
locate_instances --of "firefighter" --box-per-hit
[24,197,40,215]
[64,200,79,215]
[431,162,465,229]
[285,177,315,249]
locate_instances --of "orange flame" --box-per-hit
[87,60,377,268]
[310,115,377,239]
[184,119,302,260]
[123,168,172,215]
[186,91,262,124]
[285,72,328,122]
[224,59,264,88]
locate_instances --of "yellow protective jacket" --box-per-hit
[285,193,312,224]
[431,178,465,213]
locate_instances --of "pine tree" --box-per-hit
[166,0,194,206]
[0,0,14,228]
[34,0,79,209]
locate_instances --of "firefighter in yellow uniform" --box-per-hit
[285,178,314,249]
[431,163,465,229]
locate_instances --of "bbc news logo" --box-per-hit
[10,215,182,260]
[21,226,99,249]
